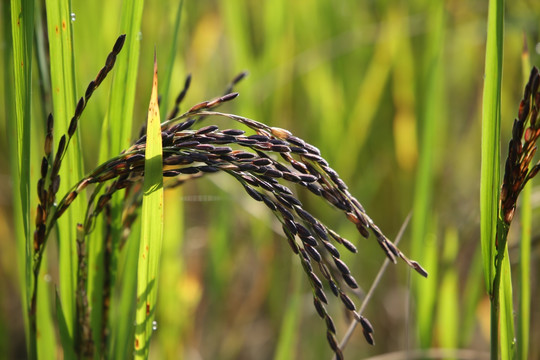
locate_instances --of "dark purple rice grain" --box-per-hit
[339,291,356,311]
[40,157,48,179]
[286,235,299,254]
[234,152,256,159]
[322,241,340,258]
[325,315,336,334]
[383,238,400,258]
[286,136,305,147]
[213,146,232,154]
[298,174,318,183]
[195,125,219,135]
[195,144,215,151]
[306,183,322,196]
[252,158,272,166]
[314,287,328,304]
[189,152,208,162]
[51,175,60,194]
[256,179,273,192]
[362,331,375,346]
[248,134,270,141]
[313,297,326,318]
[222,129,245,136]
[37,179,46,204]
[342,273,359,289]
[178,167,200,174]
[341,238,358,254]
[410,261,429,278]
[270,145,291,153]
[178,140,200,148]
[305,244,322,262]
[237,163,259,171]
[126,154,145,163]
[328,280,339,297]
[68,117,78,137]
[309,271,323,289]
[304,143,321,155]
[198,166,219,173]
[237,138,258,145]
[260,175,279,185]
[359,316,374,333]
[300,235,318,247]
[311,222,328,240]
[276,203,294,220]
[176,119,197,131]
[263,169,283,178]
[282,172,302,182]
[356,223,370,238]
[295,207,316,223]
[244,185,263,202]
[283,219,297,235]
[272,183,293,195]
[261,194,277,211]
[326,331,339,352]
[295,223,311,238]
[289,146,307,154]
[299,253,313,272]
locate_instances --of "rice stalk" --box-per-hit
[9,0,36,357]
[517,36,532,360]
[33,35,428,359]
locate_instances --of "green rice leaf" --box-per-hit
[45,0,86,350]
[101,2,145,354]
[9,0,35,357]
[500,255,515,360]
[480,0,503,297]
[135,55,164,359]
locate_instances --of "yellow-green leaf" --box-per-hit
[135,54,163,360]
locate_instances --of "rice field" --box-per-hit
[1,1,540,359]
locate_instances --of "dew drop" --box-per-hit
[70,13,76,22]
[152,320,157,331]
[536,42,540,55]
[137,32,143,41]
[44,274,52,282]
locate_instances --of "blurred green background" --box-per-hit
[1,0,540,359]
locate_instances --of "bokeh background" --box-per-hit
[1,0,540,359]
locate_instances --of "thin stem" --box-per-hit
[490,219,510,359]
[335,212,412,358]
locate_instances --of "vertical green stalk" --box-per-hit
[92,0,144,354]
[517,44,531,360]
[479,0,505,359]
[135,56,164,359]
[45,0,86,355]
[9,0,34,357]
[106,0,144,156]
